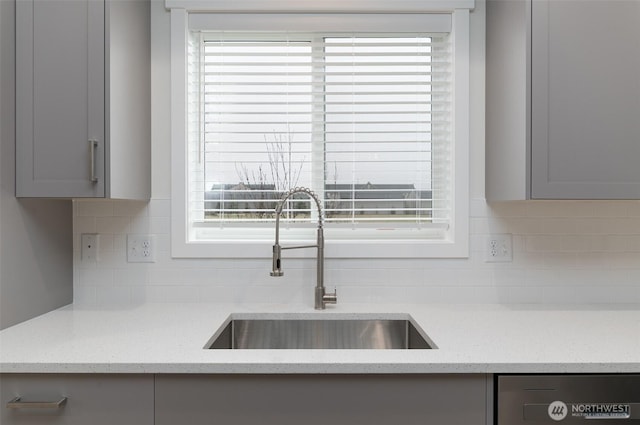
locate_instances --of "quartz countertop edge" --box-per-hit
[1,303,639,374]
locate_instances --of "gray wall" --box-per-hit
[1,0,73,330]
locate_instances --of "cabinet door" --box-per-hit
[531,0,640,199]
[16,0,105,198]
[156,374,489,425]
[0,374,153,425]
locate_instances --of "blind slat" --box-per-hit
[202,101,446,106]
[201,91,448,96]
[203,130,447,134]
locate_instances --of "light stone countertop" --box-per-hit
[0,303,639,374]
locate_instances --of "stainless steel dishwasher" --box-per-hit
[497,375,640,424]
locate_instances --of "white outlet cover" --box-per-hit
[81,233,99,262]
[127,234,156,263]
[485,234,513,263]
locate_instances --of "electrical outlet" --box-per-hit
[485,234,513,263]
[127,234,156,263]
[81,234,100,262]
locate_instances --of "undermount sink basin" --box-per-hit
[206,314,435,350]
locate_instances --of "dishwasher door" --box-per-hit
[497,375,640,424]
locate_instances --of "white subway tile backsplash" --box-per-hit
[113,268,149,285]
[505,285,545,304]
[508,218,545,235]
[150,285,203,303]
[574,252,609,269]
[73,199,640,305]
[73,216,97,234]
[493,269,526,287]
[574,218,612,235]
[625,201,640,217]
[96,216,130,234]
[487,201,528,218]
[78,268,114,286]
[76,200,114,217]
[74,286,97,306]
[574,202,628,218]
[148,268,217,286]
[128,215,151,233]
[132,285,169,303]
[526,235,564,252]
[113,200,148,217]
[625,236,640,251]
[95,234,114,252]
[605,253,640,270]
[420,269,460,286]
[96,286,133,306]
[457,269,494,287]
[530,252,577,269]
[561,235,595,252]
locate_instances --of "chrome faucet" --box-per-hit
[270,187,337,310]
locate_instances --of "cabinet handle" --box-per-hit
[89,139,99,183]
[6,396,67,409]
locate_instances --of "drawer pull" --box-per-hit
[6,396,67,409]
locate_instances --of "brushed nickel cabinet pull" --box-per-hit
[89,139,99,183]
[7,396,67,409]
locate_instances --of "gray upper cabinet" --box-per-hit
[16,0,150,199]
[486,0,640,200]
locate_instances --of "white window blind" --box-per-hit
[188,31,452,238]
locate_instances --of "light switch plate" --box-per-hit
[127,234,156,263]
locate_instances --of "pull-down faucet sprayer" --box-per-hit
[270,187,337,310]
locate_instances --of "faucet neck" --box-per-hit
[274,187,323,246]
[275,187,323,225]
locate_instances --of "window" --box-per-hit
[171,10,470,258]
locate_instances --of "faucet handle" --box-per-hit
[270,244,284,277]
[323,287,337,305]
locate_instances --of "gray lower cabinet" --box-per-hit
[486,0,640,200]
[0,374,154,425]
[155,374,491,425]
[15,0,150,199]
[1,373,491,424]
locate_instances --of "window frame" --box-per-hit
[170,6,471,259]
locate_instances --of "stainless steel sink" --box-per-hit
[206,314,435,349]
